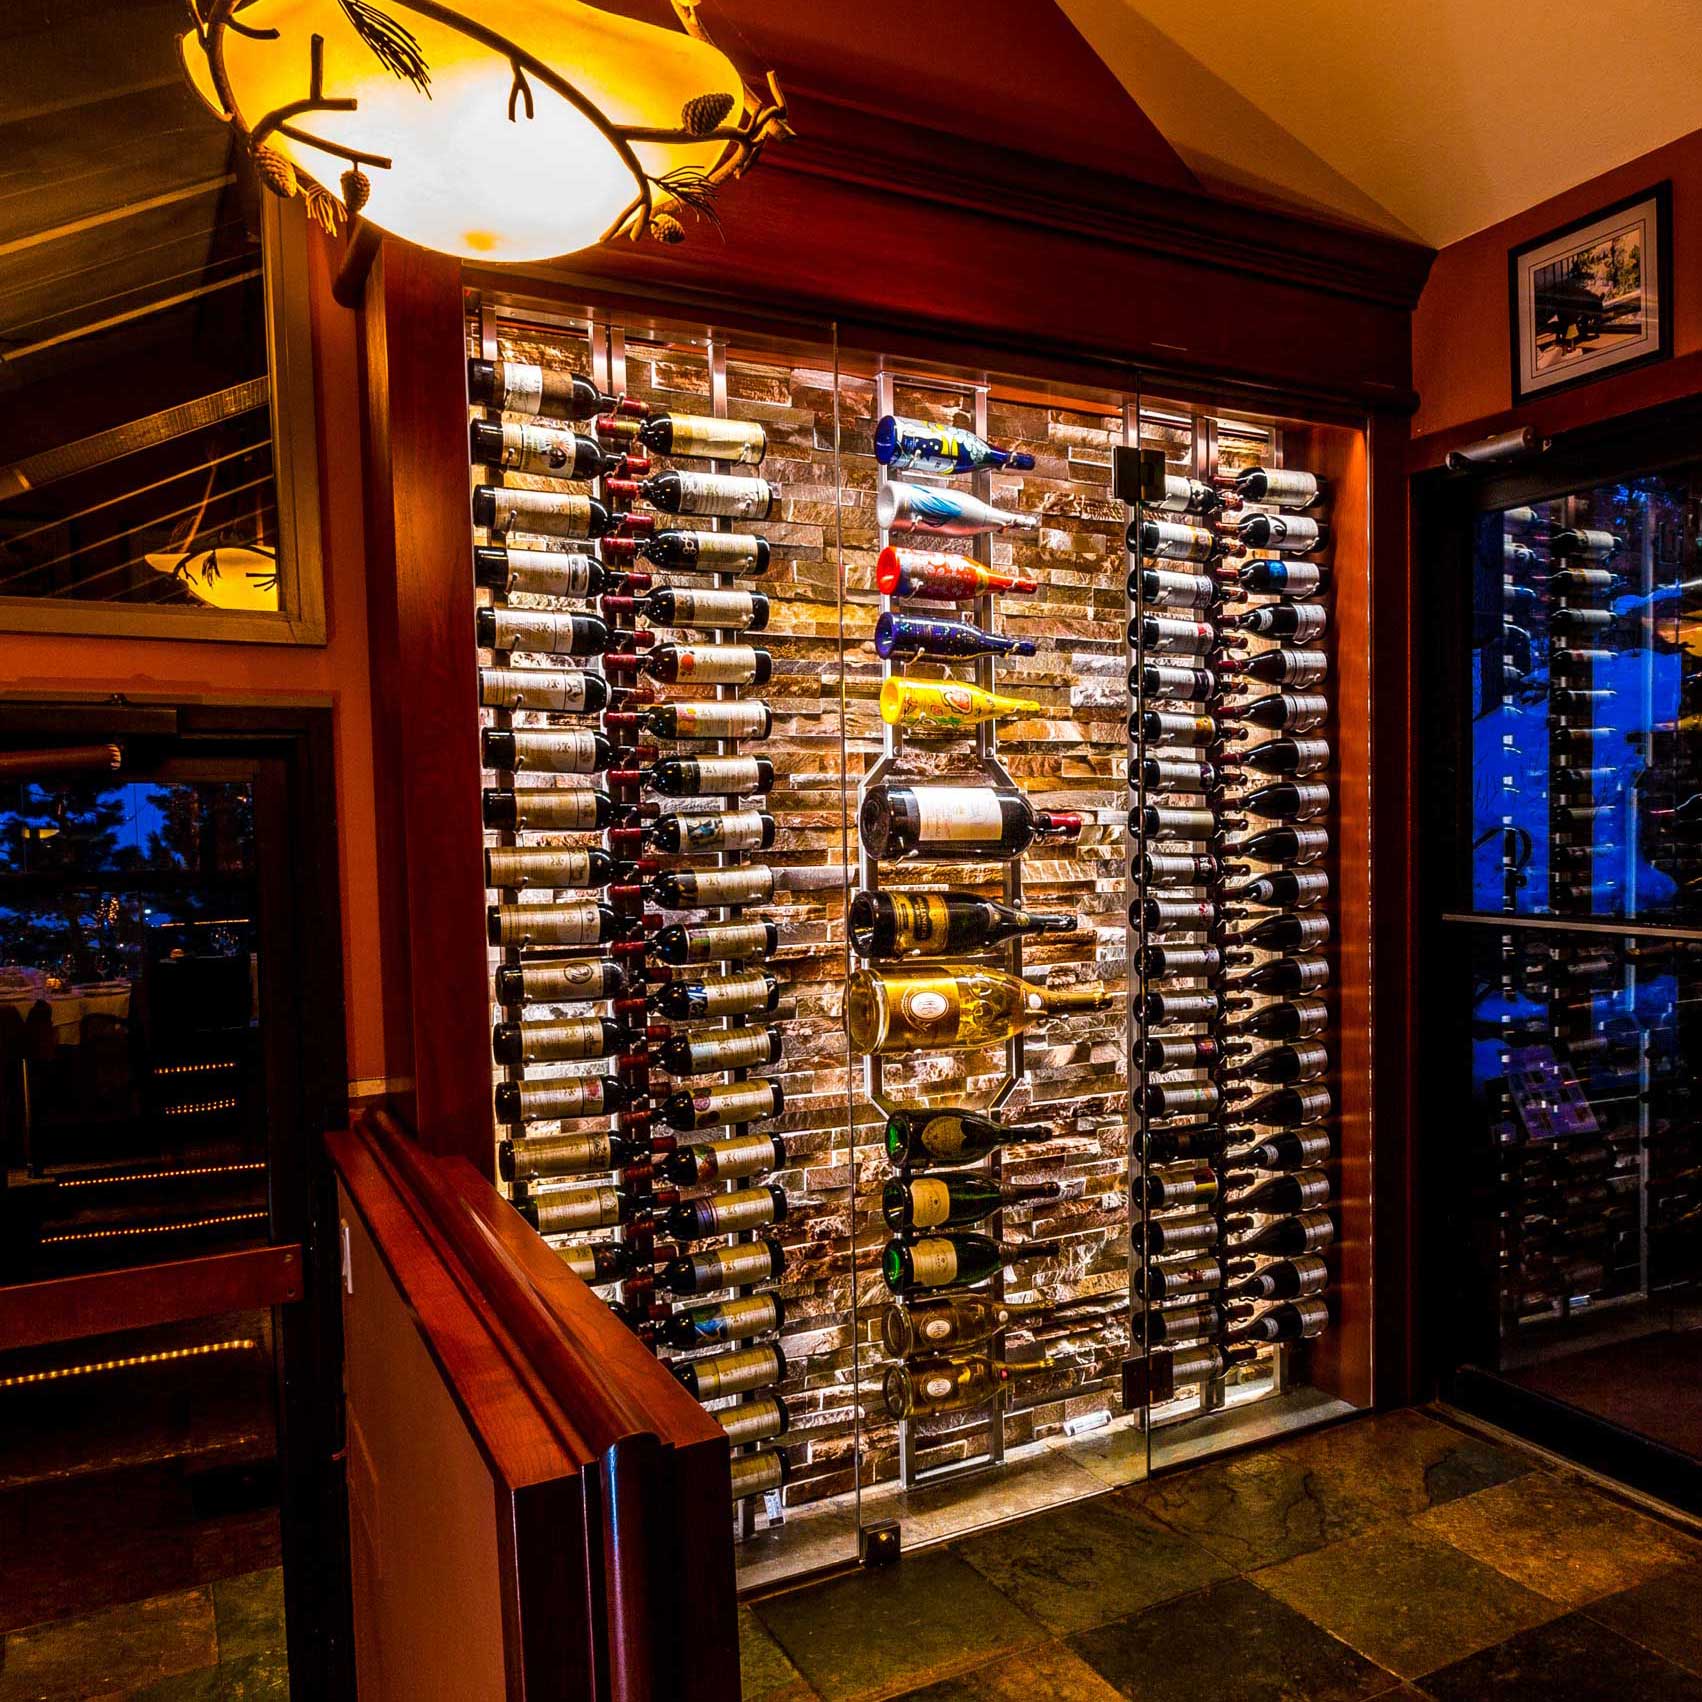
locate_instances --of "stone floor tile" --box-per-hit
[1252,1520,1559,1680]
[1418,1610,1702,1701]
[752,1548,1047,1702]
[954,1491,1234,1635]
[211,1569,285,1664]
[888,1641,1126,1701]
[0,1591,218,1702]
[741,1603,823,1701]
[1414,1470,1702,1607]
[1067,1575,1395,1702]
[124,1648,290,1700]
[1586,1560,1702,1675]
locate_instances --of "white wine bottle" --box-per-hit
[847,967,1111,1055]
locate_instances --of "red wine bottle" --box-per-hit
[639,530,771,574]
[648,809,776,852]
[1222,996,1329,1040]
[474,484,612,540]
[474,545,610,598]
[468,357,609,419]
[1224,737,1331,777]
[607,470,776,520]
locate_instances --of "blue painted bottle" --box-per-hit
[875,611,1037,659]
[875,414,1037,474]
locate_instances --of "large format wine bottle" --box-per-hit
[883,1231,1020,1292]
[878,480,1037,536]
[849,891,1077,959]
[606,470,776,520]
[878,548,1039,601]
[875,415,1036,474]
[859,783,1080,862]
[847,967,1111,1055]
[883,1108,1056,1168]
[881,1175,1061,1230]
[874,611,1036,659]
[468,357,609,420]
[878,676,1042,730]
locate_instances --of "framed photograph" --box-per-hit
[1509,182,1672,404]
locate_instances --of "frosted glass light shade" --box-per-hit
[181,0,745,261]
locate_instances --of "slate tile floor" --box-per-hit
[744,1409,1702,1702]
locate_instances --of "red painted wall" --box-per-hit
[0,229,391,1094]
[1413,126,1702,452]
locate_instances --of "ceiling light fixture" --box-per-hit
[179,0,791,263]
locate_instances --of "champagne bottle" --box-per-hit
[492,958,624,1007]
[1223,1041,1330,1085]
[1228,1297,1331,1343]
[662,1131,785,1187]
[1229,956,1331,996]
[644,756,774,797]
[882,1174,1062,1231]
[639,530,771,574]
[880,1292,1108,1356]
[882,1231,1033,1293]
[849,891,1077,959]
[656,1025,783,1077]
[657,1292,784,1350]
[878,547,1038,601]
[1233,869,1330,908]
[607,470,776,520]
[883,1108,1056,1168]
[650,970,779,1020]
[474,485,611,540]
[653,919,779,964]
[875,610,1036,660]
[486,900,619,950]
[470,419,611,480]
[878,480,1038,537]
[1231,826,1330,866]
[860,784,1081,862]
[659,1238,785,1296]
[1228,1209,1336,1255]
[1231,466,1325,508]
[606,701,773,742]
[482,729,614,777]
[1231,603,1328,640]
[483,787,614,833]
[879,676,1042,729]
[491,1015,630,1065]
[499,1130,652,1184]
[1232,512,1328,553]
[729,1451,790,1501]
[468,357,609,419]
[474,545,610,598]
[479,668,609,714]
[719,1396,790,1446]
[874,414,1035,474]
[1227,1129,1333,1172]
[847,967,1112,1055]
[554,1241,631,1285]
[660,1184,789,1240]
[651,865,775,909]
[673,1342,786,1400]
[1132,519,1220,562]
[1131,567,1218,607]
[1224,736,1331,776]
[484,845,615,891]
[637,412,767,464]
[1224,1252,1329,1302]
[1223,997,1329,1040]
[1231,559,1328,596]
[1228,1085,1332,1129]
[494,1074,627,1126]
[659,1080,784,1131]
[648,809,776,853]
[882,1352,1056,1419]
[603,587,770,632]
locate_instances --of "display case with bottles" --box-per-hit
[457,282,1380,1584]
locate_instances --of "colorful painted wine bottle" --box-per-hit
[874,414,1036,474]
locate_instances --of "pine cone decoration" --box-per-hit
[648,212,686,245]
[681,92,735,135]
[253,146,299,201]
[341,168,372,216]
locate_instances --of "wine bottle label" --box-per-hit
[675,1028,779,1072]
[1277,1088,1333,1124]
[1147,807,1217,838]
[508,1132,614,1179]
[515,1017,610,1062]
[1147,854,1216,884]
[1145,947,1221,975]
[669,644,764,683]
[559,1246,614,1283]
[1282,914,1332,947]
[1266,650,1328,686]
[482,489,597,539]
[670,866,776,908]
[491,422,580,477]
[661,588,758,627]
[485,847,598,890]
[1147,712,1216,744]
[1151,992,1220,1021]
[1254,469,1320,504]
[896,977,962,1036]
[1279,828,1330,861]
[1271,605,1329,639]
[1146,663,1212,696]
[695,1184,781,1231]
[679,757,765,792]
[670,472,774,518]
[532,1186,621,1235]
[485,608,593,656]
[1144,616,1217,648]
[1143,570,1217,607]
[664,416,767,464]
[1256,562,1325,595]
[691,1130,781,1181]
[683,1294,779,1344]
[1140,520,1217,561]
[1281,738,1332,771]
[493,901,603,948]
[690,1346,781,1400]
[1259,513,1324,548]
[1284,1043,1332,1075]
[719,1398,786,1445]
[908,1238,961,1287]
[670,531,767,567]
[503,730,604,774]
[496,361,545,414]
[688,972,773,1015]
[883,894,953,951]
[1148,899,1217,927]
[676,921,773,962]
[687,1081,780,1127]
[1152,1085,1221,1115]
[502,550,597,596]
[665,701,770,738]
[920,1370,959,1402]
[688,1242,779,1289]
[1279,959,1331,991]
[510,959,612,1003]
[1147,760,1211,790]
[1156,476,1215,513]
[509,1077,611,1121]
[729,1451,784,1498]
[915,1115,975,1160]
[906,1179,956,1228]
[668,809,768,850]
[913,787,1006,841]
[480,669,595,711]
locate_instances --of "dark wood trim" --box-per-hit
[0,1245,305,1352]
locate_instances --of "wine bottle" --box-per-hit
[883,1109,1056,1169]
[878,547,1038,601]
[879,1292,1108,1356]
[1224,649,1329,690]
[651,865,776,909]
[494,1073,627,1125]
[849,891,1077,959]
[1231,603,1328,640]
[660,1184,788,1240]
[659,1238,785,1296]
[639,530,771,574]
[1136,957,1221,993]
[1139,1161,1219,1209]
[1223,1041,1330,1085]
[1229,956,1331,996]
[1145,1214,1218,1255]
[1132,567,1218,607]
[487,900,619,950]
[484,845,615,891]
[1231,559,1327,596]
[499,1129,649,1184]
[1231,826,1330,866]
[492,1016,630,1065]
[859,783,1081,862]
[1131,614,1218,653]
[1227,1129,1333,1172]
[847,967,1112,1055]
[554,1241,631,1285]
[1231,466,1325,508]
[1228,1086,1332,1129]
[470,419,611,480]
[479,668,609,714]
[616,643,772,687]
[1135,663,1216,702]
[518,1184,674,1237]
[1132,519,1220,563]
[645,756,774,797]
[474,545,609,598]
[1233,912,1330,951]
[1137,804,1219,840]
[878,480,1038,537]
[882,1231,1025,1293]
[656,1025,783,1077]
[1228,1297,1330,1344]
[1138,899,1219,934]
[1548,567,1622,593]
[874,414,1036,474]
[659,1080,784,1132]
[492,958,624,1007]
[468,357,610,419]
[653,919,779,965]
[648,809,776,852]
[1143,1081,1222,1120]
[729,1451,790,1501]
[1143,851,1222,886]
[881,1352,1055,1419]
[672,1342,786,1400]
[481,729,613,777]
[881,1174,1061,1231]
[1228,1208,1336,1256]
[474,485,611,540]
[1227,1173,1332,1220]
[874,610,1036,660]
[1225,736,1331,777]
[1145,1303,1227,1346]
[662,1131,785,1188]
[607,470,776,520]
[1223,1253,1329,1302]
[607,701,773,741]
[650,970,779,1020]
[1141,756,1218,792]
[1141,710,1217,745]
[657,1292,784,1350]
[1233,869,1330,909]
[1232,512,1328,553]
[1127,1342,1259,1402]
[879,676,1042,729]
[605,587,770,632]
[1134,1254,1223,1302]
[637,412,767,464]
[719,1397,790,1447]
[1152,473,1225,516]
[1549,527,1621,558]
